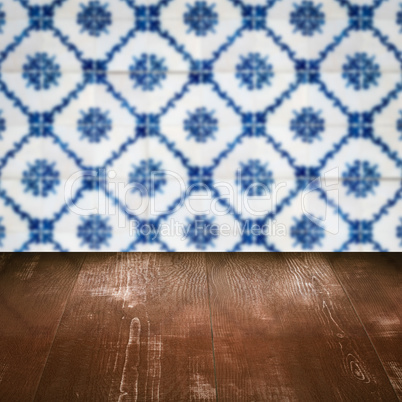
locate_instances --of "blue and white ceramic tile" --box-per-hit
[0,0,402,251]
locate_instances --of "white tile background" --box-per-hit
[0,0,401,251]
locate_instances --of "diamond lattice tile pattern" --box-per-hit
[0,0,402,251]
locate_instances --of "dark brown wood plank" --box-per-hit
[328,253,402,399]
[35,253,216,401]
[207,253,398,401]
[0,252,85,402]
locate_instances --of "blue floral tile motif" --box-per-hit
[129,159,166,196]
[77,108,111,143]
[348,113,373,138]
[349,5,373,31]
[30,219,53,244]
[0,4,5,33]
[236,53,274,90]
[350,220,372,244]
[295,166,320,189]
[22,53,61,91]
[136,5,159,32]
[1,0,402,252]
[29,113,53,137]
[242,113,266,137]
[397,219,402,246]
[290,108,324,143]
[135,220,160,245]
[342,160,380,198]
[241,219,266,246]
[296,60,320,83]
[0,111,5,140]
[82,168,107,190]
[243,6,266,30]
[189,60,213,84]
[291,215,325,249]
[237,160,273,196]
[397,4,402,32]
[184,1,218,36]
[290,1,325,36]
[77,215,112,250]
[188,166,214,189]
[30,5,54,31]
[129,54,167,91]
[83,60,107,83]
[185,215,218,250]
[77,1,112,37]
[342,53,380,91]
[0,218,5,247]
[184,107,218,143]
[136,114,159,137]
[397,111,402,140]
[21,160,60,197]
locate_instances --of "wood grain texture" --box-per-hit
[328,253,402,399]
[206,253,398,401]
[0,252,85,402]
[35,253,216,402]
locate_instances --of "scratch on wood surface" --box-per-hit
[145,321,162,402]
[388,361,402,379]
[0,358,8,384]
[189,357,216,401]
[190,373,216,401]
[371,315,401,331]
[388,361,402,394]
[16,254,40,281]
[322,300,345,338]
[322,300,372,384]
[111,255,151,308]
[88,255,151,308]
[322,298,374,385]
[0,254,12,273]
[285,255,327,304]
[118,318,141,402]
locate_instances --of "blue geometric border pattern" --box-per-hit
[0,0,401,251]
